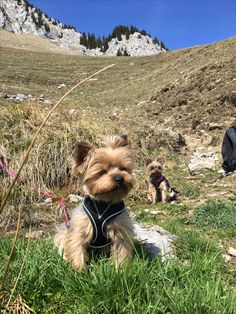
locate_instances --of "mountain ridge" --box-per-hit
[0,0,166,56]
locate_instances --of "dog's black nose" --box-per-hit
[115,175,124,185]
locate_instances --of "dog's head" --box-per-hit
[146,159,163,178]
[72,135,134,202]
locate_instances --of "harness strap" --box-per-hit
[151,175,165,189]
[83,196,125,248]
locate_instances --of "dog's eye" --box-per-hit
[150,166,154,170]
[120,167,127,171]
[99,170,107,175]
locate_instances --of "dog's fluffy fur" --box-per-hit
[146,159,178,204]
[54,135,135,271]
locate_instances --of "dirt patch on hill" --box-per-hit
[0,37,236,220]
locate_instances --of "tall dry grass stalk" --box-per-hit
[0,63,115,214]
[0,64,115,290]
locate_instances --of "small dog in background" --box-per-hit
[54,135,135,271]
[146,159,178,204]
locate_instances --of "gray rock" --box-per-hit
[0,92,8,99]
[58,83,66,89]
[68,109,79,117]
[44,99,53,105]
[230,91,236,106]
[68,194,83,203]
[228,247,236,257]
[188,151,218,174]
[38,94,44,101]
[208,123,224,131]
[15,93,27,100]
[105,32,165,57]
[25,230,47,239]
[222,254,232,263]
[134,223,175,259]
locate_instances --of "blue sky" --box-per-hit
[30,0,236,50]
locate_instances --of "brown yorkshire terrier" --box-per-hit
[146,159,178,204]
[54,135,135,271]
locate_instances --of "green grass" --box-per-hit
[1,36,236,313]
[1,234,235,314]
[194,201,236,230]
[1,38,236,209]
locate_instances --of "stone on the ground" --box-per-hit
[25,230,45,239]
[15,93,28,100]
[208,122,224,131]
[188,151,218,174]
[44,197,52,204]
[222,254,232,263]
[68,194,83,203]
[68,109,79,117]
[228,247,236,257]
[144,209,162,215]
[58,83,66,89]
[44,99,52,105]
[38,94,44,101]
[134,223,175,259]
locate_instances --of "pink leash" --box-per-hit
[0,161,70,225]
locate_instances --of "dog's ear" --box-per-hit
[104,134,130,149]
[72,141,93,175]
[146,159,153,166]
[156,156,164,165]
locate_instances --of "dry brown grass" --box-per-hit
[0,102,106,205]
[0,29,80,55]
[1,37,236,227]
[0,290,34,314]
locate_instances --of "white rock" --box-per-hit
[68,194,83,203]
[222,254,232,263]
[105,33,164,57]
[208,123,224,131]
[44,197,52,204]
[38,94,44,101]
[44,99,52,105]
[188,151,218,174]
[149,210,161,215]
[134,223,175,258]
[68,109,79,117]
[15,93,27,100]
[26,230,45,239]
[58,83,66,89]
[137,100,146,106]
[228,247,236,257]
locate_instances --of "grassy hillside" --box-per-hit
[1,36,235,203]
[0,37,236,313]
[1,36,235,128]
[0,29,81,55]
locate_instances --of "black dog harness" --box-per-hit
[151,175,167,190]
[83,196,125,249]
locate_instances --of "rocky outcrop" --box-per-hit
[105,32,163,57]
[0,0,165,56]
[0,0,84,51]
